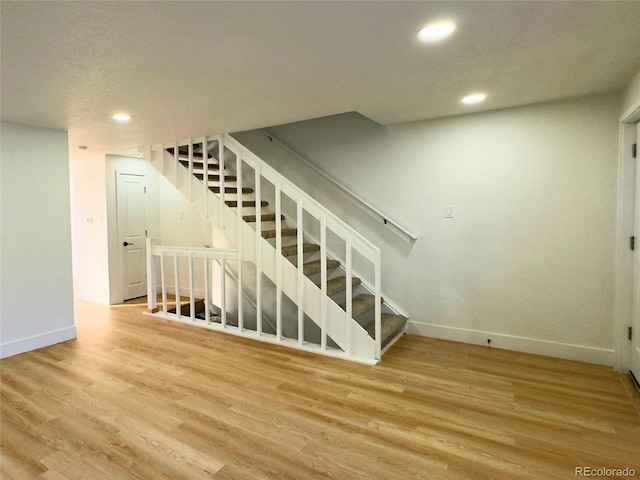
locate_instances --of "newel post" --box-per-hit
[146,238,158,313]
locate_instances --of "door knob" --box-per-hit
[123,241,134,247]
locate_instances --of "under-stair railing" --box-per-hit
[208,247,279,335]
[146,239,242,329]
[147,134,385,361]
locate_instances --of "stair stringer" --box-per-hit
[148,147,377,361]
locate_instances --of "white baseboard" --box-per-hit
[406,321,614,366]
[0,326,77,359]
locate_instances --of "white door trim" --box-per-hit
[614,104,640,372]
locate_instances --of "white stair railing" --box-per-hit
[145,134,385,363]
[146,239,239,328]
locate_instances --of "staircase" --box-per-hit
[144,135,407,364]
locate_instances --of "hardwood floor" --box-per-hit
[2,300,639,479]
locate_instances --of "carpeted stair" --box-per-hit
[364,314,408,347]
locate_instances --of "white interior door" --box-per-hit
[117,173,147,300]
[631,122,640,388]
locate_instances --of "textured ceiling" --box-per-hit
[2,1,640,160]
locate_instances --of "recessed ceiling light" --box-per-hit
[417,22,456,42]
[112,113,131,122]
[461,93,487,105]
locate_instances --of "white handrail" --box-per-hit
[259,129,418,242]
[152,244,238,259]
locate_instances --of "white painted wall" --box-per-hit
[234,93,621,365]
[70,150,236,307]
[158,173,209,248]
[154,172,212,299]
[70,154,109,303]
[70,154,162,304]
[0,122,76,358]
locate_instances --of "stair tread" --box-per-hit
[225,200,268,207]
[262,228,297,239]
[340,294,379,318]
[168,299,206,316]
[178,149,212,159]
[168,148,213,159]
[179,158,218,166]
[209,186,254,194]
[243,213,284,222]
[363,314,408,344]
[281,243,320,257]
[194,173,236,181]
[324,276,362,296]
[303,259,340,276]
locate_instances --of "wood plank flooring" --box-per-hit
[2,300,639,479]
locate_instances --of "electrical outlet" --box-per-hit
[445,206,454,218]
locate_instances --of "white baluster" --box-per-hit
[255,165,262,335]
[297,200,304,344]
[204,257,210,325]
[189,252,195,322]
[236,150,243,332]
[374,249,382,360]
[146,238,157,313]
[220,258,226,327]
[345,237,352,356]
[174,254,180,319]
[161,254,167,314]
[320,215,327,350]
[275,182,282,340]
